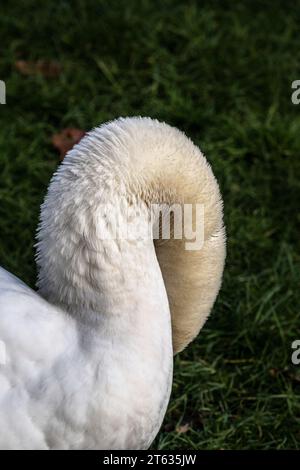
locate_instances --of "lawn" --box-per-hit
[0,0,300,449]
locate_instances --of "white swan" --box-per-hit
[0,117,225,450]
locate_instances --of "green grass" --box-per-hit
[1,0,300,449]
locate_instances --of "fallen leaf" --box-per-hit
[52,128,86,159]
[269,368,279,378]
[15,60,62,78]
[176,423,190,434]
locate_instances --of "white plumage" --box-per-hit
[0,117,225,449]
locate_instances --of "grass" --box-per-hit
[0,0,300,449]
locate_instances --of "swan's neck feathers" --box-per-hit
[36,117,225,353]
[36,168,164,322]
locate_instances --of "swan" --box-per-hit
[0,117,225,450]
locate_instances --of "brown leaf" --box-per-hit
[52,128,86,159]
[269,368,279,378]
[176,423,190,434]
[15,60,62,78]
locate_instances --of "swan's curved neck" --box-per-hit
[37,189,168,329]
[36,117,225,354]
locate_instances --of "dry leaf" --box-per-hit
[269,368,279,378]
[15,60,62,78]
[176,423,190,434]
[52,128,86,159]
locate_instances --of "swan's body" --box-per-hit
[0,117,225,449]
